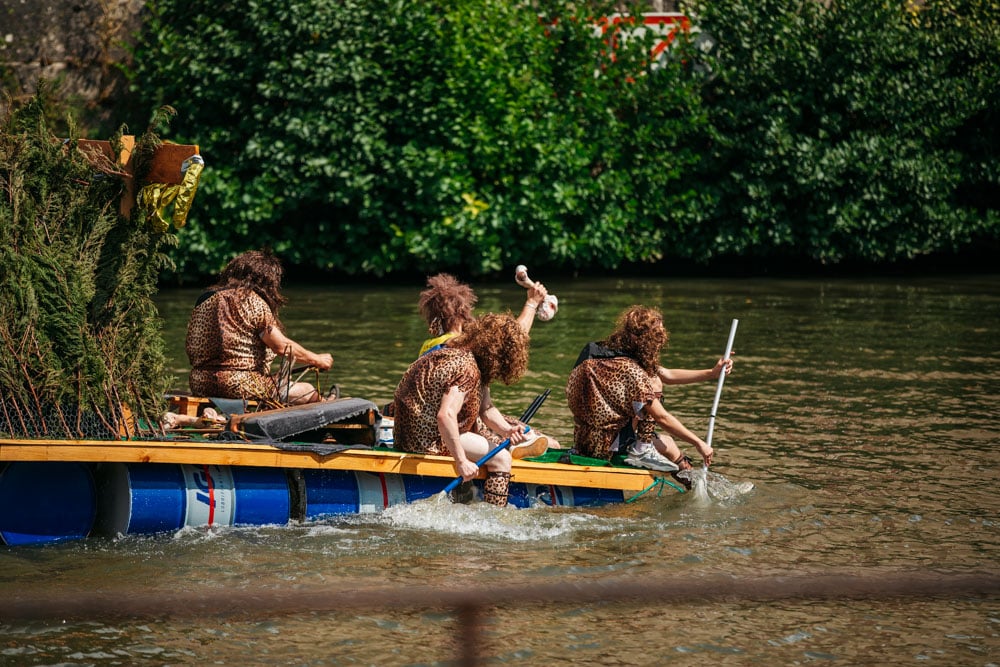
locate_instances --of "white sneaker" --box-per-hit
[624,445,679,472]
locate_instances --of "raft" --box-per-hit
[0,397,683,545]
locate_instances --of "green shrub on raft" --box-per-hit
[0,93,176,437]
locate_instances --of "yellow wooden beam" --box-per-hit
[0,438,663,492]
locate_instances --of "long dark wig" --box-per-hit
[210,249,288,326]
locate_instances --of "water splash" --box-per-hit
[380,492,603,541]
[677,468,755,505]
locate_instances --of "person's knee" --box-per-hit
[458,431,489,453]
[655,433,676,448]
[286,382,320,404]
[486,448,512,471]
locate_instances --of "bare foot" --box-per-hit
[200,408,226,425]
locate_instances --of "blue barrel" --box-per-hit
[507,482,627,508]
[0,462,97,546]
[95,463,290,536]
[231,467,291,526]
[95,463,186,535]
[400,475,444,503]
[303,470,437,518]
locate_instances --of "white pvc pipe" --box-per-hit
[705,318,739,450]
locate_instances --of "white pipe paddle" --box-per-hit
[705,318,739,456]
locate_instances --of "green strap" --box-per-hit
[625,476,686,503]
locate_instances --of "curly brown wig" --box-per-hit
[602,306,669,375]
[211,250,288,316]
[418,273,478,335]
[453,312,529,385]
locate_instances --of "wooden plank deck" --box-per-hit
[0,438,665,492]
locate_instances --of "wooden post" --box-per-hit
[71,136,200,218]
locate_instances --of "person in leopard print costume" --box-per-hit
[392,312,532,506]
[409,272,559,452]
[185,250,333,405]
[566,306,729,471]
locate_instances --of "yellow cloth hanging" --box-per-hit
[138,154,205,232]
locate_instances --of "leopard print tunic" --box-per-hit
[565,356,657,460]
[392,347,483,455]
[186,288,278,400]
[416,335,531,448]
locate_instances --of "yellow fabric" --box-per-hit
[418,332,458,357]
[138,156,204,232]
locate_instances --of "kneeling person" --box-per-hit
[392,313,534,506]
[566,306,719,472]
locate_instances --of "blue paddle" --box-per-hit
[442,389,550,494]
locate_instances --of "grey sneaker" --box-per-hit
[624,445,679,472]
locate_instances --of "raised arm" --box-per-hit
[516,283,548,334]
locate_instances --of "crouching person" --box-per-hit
[392,312,532,506]
[566,306,719,473]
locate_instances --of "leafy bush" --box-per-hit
[0,93,175,437]
[129,0,709,280]
[128,0,999,280]
[683,0,1000,264]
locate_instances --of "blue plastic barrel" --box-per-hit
[231,466,291,526]
[507,482,626,508]
[0,462,97,546]
[400,475,443,503]
[95,463,187,535]
[95,463,290,536]
[303,470,432,518]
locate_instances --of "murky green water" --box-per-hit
[2,274,999,665]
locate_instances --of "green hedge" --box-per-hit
[686,0,1000,265]
[128,0,999,281]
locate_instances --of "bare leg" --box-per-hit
[285,381,321,404]
[457,431,512,473]
[652,434,692,470]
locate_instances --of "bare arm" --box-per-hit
[437,386,479,480]
[657,356,733,385]
[478,386,528,445]
[516,283,548,334]
[261,326,333,370]
[644,399,714,466]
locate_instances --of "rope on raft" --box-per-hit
[624,475,686,502]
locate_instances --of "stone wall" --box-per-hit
[0,0,145,129]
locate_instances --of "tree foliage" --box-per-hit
[682,0,1000,264]
[129,0,709,279]
[127,0,1000,281]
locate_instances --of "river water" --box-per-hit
[2,274,998,666]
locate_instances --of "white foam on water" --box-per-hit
[677,468,754,505]
[380,492,603,541]
[302,523,358,538]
